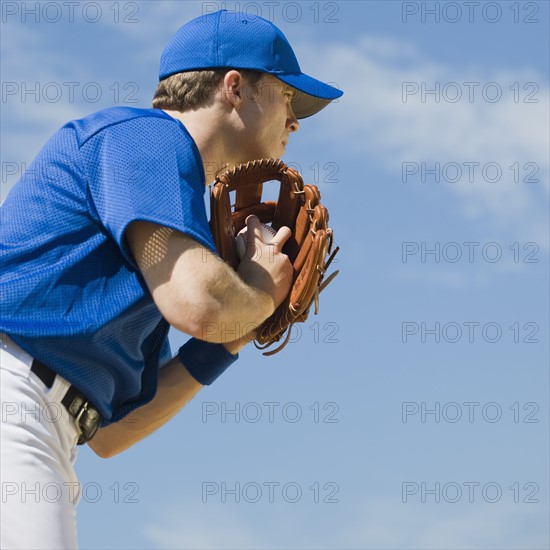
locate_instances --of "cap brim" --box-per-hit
[276,73,343,119]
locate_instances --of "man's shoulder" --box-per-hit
[66,107,181,147]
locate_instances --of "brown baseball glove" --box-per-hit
[209,158,339,355]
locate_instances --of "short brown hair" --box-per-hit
[152,69,264,112]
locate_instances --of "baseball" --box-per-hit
[236,223,277,260]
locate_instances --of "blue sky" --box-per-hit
[1,1,549,548]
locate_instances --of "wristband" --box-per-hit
[178,338,238,385]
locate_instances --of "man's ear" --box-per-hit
[221,70,243,109]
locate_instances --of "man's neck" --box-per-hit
[162,108,233,185]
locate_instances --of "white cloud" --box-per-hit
[143,504,265,550]
[344,498,549,549]
[1,24,96,200]
[144,497,548,549]
[0,5,205,201]
[3,26,548,250]
[295,36,549,249]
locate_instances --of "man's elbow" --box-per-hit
[163,296,226,342]
[90,446,118,459]
[88,433,125,459]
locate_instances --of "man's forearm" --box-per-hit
[88,355,203,458]
[197,267,273,342]
[88,332,251,458]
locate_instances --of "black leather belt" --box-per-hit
[31,359,102,445]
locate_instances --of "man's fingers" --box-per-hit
[245,215,263,244]
[243,217,291,256]
[272,226,291,252]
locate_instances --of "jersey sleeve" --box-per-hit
[82,115,217,269]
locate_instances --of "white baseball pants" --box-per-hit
[1,334,81,549]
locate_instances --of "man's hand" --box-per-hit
[236,215,293,311]
[221,215,292,354]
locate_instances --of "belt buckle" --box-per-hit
[72,399,101,445]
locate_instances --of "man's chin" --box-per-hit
[238,152,283,163]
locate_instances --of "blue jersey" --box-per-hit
[0,107,217,424]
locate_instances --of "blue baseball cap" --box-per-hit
[159,9,343,119]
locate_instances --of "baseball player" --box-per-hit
[0,9,342,549]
